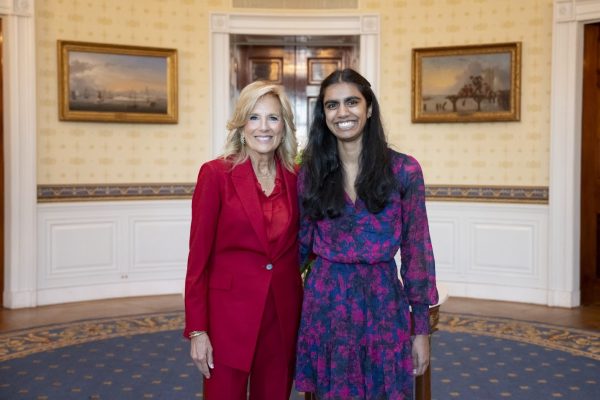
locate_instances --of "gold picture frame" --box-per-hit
[412,42,521,123]
[58,40,178,123]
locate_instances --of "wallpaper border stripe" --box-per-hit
[37,184,549,203]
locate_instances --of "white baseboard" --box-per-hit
[36,280,184,306]
[440,281,548,305]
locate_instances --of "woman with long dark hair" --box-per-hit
[295,69,438,399]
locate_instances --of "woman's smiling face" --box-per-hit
[242,94,284,158]
[323,82,371,144]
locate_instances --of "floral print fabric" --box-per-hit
[295,150,438,399]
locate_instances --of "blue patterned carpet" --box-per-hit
[0,311,598,399]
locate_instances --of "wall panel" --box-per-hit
[37,199,552,306]
[428,201,549,304]
[37,200,189,305]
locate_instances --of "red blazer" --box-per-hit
[184,157,303,372]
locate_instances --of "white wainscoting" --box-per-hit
[428,201,550,305]
[37,199,552,306]
[37,200,191,306]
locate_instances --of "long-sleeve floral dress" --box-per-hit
[294,150,438,399]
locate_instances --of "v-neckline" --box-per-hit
[344,191,358,208]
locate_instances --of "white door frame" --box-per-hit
[209,12,380,156]
[549,0,600,307]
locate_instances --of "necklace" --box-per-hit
[254,169,274,178]
[251,159,276,194]
[254,168,275,195]
[251,161,276,178]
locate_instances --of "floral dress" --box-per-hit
[294,150,438,400]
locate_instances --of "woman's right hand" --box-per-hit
[190,333,214,378]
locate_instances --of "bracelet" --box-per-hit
[189,330,207,339]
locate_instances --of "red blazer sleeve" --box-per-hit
[184,162,222,338]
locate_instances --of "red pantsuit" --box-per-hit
[184,158,303,400]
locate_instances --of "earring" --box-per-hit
[240,135,246,146]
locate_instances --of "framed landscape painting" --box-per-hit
[58,41,178,123]
[412,42,521,123]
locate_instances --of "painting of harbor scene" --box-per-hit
[412,42,520,122]
[58,41,178,123]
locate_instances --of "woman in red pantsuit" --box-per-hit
[184,81,303,400]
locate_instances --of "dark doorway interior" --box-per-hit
[1,19,4,308]
[231,34,359,147]
[581,22,600,305]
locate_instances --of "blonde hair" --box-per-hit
[222,81,298,172]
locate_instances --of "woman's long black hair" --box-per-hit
[301,68,396,220]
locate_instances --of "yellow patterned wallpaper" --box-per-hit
[36,0,553,186]
[375,0,552,186]
[36,0,224,184]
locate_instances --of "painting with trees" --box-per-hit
[411,42,521,123]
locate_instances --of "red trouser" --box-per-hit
[203,288,292,400]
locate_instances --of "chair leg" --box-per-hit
[414,365,431,400]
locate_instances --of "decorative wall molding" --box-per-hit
[232,0,358,9]
[14,0,32,15]
[38,184,195,202]
[554,0,574,21]
[0,0,33,16]
[37,200,189,306]
[34,199,555,307]
[427,185,548,204]
[38,183,548,203]
[428,201,551,305]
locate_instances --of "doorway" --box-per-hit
[231,34,358,147]
[581,22,600,305]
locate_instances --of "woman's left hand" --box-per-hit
[190,333,214,379]
[411,334,430,376]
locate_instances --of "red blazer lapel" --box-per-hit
[272,163,299,259]
[231,159,271,256]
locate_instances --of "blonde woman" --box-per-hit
[184,81,302,400]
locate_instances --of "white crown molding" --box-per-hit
[210,12,379,36]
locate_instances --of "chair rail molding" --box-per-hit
[2,0,37,308]
[549,0,600,307]
[209,12,379,156]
